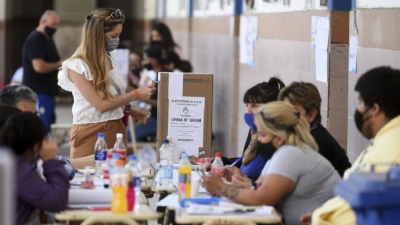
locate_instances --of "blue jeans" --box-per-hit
[37,94,55,133]
[133,117,157,141]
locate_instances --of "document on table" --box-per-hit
[68,187,112,207]
[186,203,273,215]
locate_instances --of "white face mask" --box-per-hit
[105,37,119,52]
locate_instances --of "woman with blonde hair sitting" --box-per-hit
[202,102,340,225]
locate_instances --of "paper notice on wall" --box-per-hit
[315,17,329,50]
[311,16,317,48]
[229,16,234,38]
[239,16,257,66]
[349,36,358,73]
[168,97,205,156]
[316,49,328,83]
[112,49,130,89]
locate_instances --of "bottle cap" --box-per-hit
[98,132,104,138]
[116,159,124,166]
[112,153,120,159]
[163,139,169,144]
[181,152,189,158]
[106,152,112,159]
[198,158,205,163]
[116,133,123,138]
[215,152,222,157]
[129,155,137,161]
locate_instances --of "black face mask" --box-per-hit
[143,63,153,71]
[45,26,57,37]
[151,40,162,46]
[354,108,372,138]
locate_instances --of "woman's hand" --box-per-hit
[202,172,225,195]
[129,107,149,125]
[225,166,245,178]
[40,139,58,161]
[136,82,156,100]
[231,175,253,189]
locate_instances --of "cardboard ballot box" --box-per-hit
[157,73,213,158]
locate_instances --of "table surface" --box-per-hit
[55,204,160,221]
[175,208,281,224]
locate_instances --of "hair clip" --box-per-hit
[86,14,92,20]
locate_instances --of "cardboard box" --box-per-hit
[157,73,213,158]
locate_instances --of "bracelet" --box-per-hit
[134,89,139,99]
[125,103,131,111]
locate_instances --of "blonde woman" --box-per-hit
[202,102,340,225]
[58,8,156,159]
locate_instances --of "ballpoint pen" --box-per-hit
[230,156,243,167]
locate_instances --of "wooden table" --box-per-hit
[55,204,160,225]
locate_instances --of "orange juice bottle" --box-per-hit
[111,159,128,214]
[178,153,192,199]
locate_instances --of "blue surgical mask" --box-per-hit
[106,38,119,52]
[244,113,257,131]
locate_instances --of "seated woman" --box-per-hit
[192,77,285,181]
[0,112,69,225]
[278,82,351,177]
[202,102,340,225]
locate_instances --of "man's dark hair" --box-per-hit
[0,85,38,107]
[355,66,400,120]
[0,112,46,156]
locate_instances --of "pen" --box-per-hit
[230,156,243,167]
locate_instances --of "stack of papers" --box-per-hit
[186,204,273,215]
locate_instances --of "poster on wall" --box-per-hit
[349,35,358,73]
[314,16,329,84]
[168,97,205,156]
[239,16,258,66]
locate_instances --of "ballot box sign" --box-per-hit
[168,97,205,156]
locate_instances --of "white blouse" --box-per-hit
[58,56,125,124]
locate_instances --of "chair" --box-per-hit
[0,148,15,225]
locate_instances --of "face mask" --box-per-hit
[244,113,257,131]
[151,40,162,46]
[105,38,119,52]
[143,63,153,71]
[354,108,372,138]
[45,26,57,37]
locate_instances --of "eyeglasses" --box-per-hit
[105,9,125,22]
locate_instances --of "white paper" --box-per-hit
[169,73,184,98]
[246,41,255,66]
[229,16,234,38]
[112,49,130,89]
[239,16,258,65]
[68,187,112,204]
[239,16,248,64]
[315,17,330,51]
[349,35,358,73]
[246,16,258,42]
[168,97,205,156]
[315,49,328,83]
[311,16,317,48]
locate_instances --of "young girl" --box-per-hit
[0,112,69,225]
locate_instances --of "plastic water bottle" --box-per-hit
[102,152,112,188]
[111,159,128,214]
[126,155,141,211]
[94,133,108,178]
[211,152,225,177]
[167,136,180,163]
[178,153,192,199]
[159,139,172,186]
[113,133,126,165]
